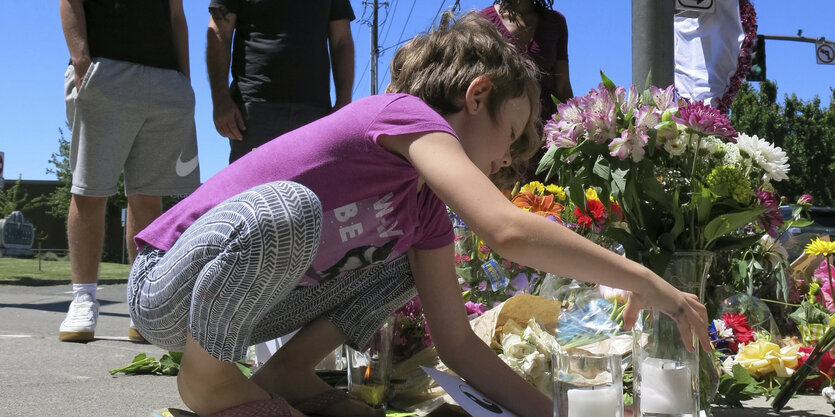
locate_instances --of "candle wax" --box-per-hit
[567,386,620,417]
[640,358,695,414]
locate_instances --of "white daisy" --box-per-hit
[735,133,790,182]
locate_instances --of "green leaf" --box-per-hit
[710,235,762,253]
[600,70,616,91]
[703,209,764,247]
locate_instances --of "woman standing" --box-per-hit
[480,0,573,181]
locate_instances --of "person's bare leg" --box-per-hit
[252,318,383,417]
[126,194,163,263]
[59,194,107,341]
[68,194,108,284]
[178,333,306,416]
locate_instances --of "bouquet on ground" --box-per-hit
[537,72,790,275]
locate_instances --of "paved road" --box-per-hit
[1,282,833,416]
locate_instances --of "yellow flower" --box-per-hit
[521,181,545,196]
[585,187,599,201]
[545,184,566,201]
[805,238,835,257]
[732,340,799,378]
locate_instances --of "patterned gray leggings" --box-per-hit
[127,181,416,362]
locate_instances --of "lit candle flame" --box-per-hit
[363,365,371,382]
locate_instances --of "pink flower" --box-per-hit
[797,194,814,206]
[599,285,629,304]
[672,99,738,139]
[756,188,784,238]
[650,85,678,111]
[815,260,835,313]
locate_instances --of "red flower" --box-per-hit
[587,199,607,223]
[797,346,835,391]
[722,313,755,344]
[574,206,594,229]
[610,201,623,221]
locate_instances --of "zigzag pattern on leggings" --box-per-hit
[250,255,416,350]
[128,181,322,361]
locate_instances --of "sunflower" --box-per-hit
[805,238,835,257]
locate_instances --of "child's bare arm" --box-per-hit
[407,246,552,417]
[385,131,710,352]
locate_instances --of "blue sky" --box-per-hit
[1,0,832,183]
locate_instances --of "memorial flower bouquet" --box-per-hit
[536,72,790,276]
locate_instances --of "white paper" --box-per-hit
[421,366,518,417]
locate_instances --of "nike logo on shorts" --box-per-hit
[176,153,199,177]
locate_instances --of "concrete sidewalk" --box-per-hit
[1,282,832,416]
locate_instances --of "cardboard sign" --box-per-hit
[422,367,519,417]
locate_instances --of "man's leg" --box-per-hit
[126,194,163,263]
[59,194,107,342]
[125,194,163,341]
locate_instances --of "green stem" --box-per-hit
[759,298,801,308]
[827,255,835,312]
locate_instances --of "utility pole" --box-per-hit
[370,0,379,95]
[632,0,674,88]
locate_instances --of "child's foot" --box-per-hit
[178,335,307,416]
[252,364,381,417]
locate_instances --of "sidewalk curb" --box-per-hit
[0,277,128,286]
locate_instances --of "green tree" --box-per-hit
[729,81,835,206]
[0,177,47,218]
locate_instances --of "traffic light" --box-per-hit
[747,35,766,82]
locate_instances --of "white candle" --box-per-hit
[567,386,619,417]
[640,358,696,414]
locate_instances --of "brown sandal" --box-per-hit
[207,394,292,417]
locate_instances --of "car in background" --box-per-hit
[779,206,835,261]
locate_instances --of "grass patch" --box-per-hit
[0,256,131,281]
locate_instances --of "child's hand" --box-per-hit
[621,281,712,353]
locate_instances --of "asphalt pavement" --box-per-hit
[1,282,833,416]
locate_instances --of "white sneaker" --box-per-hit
[58,293,99,342]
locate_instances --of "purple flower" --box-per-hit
[757,187,784,238]
[673,100,738,139]
[798,194,814,206]
[465,301,488,317]
[544,120,582,149]
[608,128,648,162]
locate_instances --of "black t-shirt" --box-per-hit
[83,0,179,71]
[209,0,355,108]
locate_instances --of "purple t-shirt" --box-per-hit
[136,94,456,286]
[479,5,569,120]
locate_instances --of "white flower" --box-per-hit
[502,333,536,358]
[722,142,742,167]
[713,319,733,338]
[734,133,790,182]
[758,234,788,267]
[665,132,689,156]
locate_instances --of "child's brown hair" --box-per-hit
[386,11,542,188]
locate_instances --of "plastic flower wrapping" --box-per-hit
[536,72,790,276]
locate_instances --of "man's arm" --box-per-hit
[553,60,573,102]
[328,19,354,110]
[206,6,244,140]
[59,0,90,90]
[169,0,190,79]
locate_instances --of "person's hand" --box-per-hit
[71,56,91,91]
[213,95,245,140]
[621,277,712,353]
